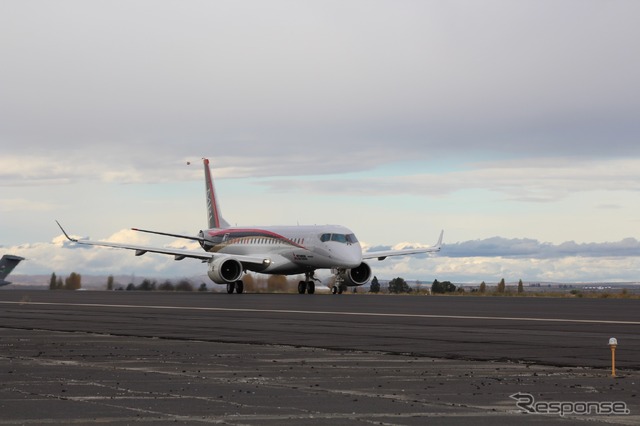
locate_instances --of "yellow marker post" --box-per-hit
[609,337,618,377]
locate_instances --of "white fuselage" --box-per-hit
[202,224,363,275]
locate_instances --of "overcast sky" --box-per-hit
[2,1,640,284]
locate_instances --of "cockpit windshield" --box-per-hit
[320,233,358,244]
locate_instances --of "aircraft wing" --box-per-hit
[56,221,271,267]
[362,230,444,261]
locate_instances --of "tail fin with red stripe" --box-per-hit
[203,158,230,229]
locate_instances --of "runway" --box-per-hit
[1,291,639,424]
[2,291,639,368]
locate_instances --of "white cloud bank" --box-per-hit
[5,232,640,284]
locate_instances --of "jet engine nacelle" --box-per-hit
[207,256,243,284]
[339,262,372,286]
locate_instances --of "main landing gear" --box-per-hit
[297,271,317,294]
[226,280,244,294]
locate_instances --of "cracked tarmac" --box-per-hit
[1,328,638,425]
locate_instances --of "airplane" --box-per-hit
[0,254,25,287]
[57,158,443,295]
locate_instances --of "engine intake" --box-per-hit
[207,257,243,284]
[340,262,372,286]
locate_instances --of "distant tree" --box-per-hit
[126,283,135,291]
[175,279,194,292]
[49,273,57,290]
[158,280,175,291]
[369,276,380,293]
[64,272,81,290]
[479,281,486,293]
[431,279,457,294]
[497,278,506,293]
[446,281,457,293]
[517,279,524,294]
[56,277,64,290]
[198,283,208,292]
[107,275,114,291]
[137,279,156,291]
[389,277,412,294]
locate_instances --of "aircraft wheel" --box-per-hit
[226,282,236,294]
[235,280,244,294]
[332,285,338,294]
[307,282,315,294]
[338,285,344,294]
[298,281,307,294]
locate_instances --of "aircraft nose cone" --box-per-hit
[345,245,363,267]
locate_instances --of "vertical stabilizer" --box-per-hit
[203,158,230,229]
[0,254,25,286]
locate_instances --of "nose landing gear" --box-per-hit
[331,274,347,294]
[331,284,347,294]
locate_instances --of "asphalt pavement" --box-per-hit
[0,291,638,424]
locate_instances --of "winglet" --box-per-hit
[435,230,444,249]
[0,254,25,286]
[56,220,78,242]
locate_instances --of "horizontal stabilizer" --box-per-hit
[132,228,205,243]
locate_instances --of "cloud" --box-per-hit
[4,155,640,214]
[367,236,640,260]
[0,198,54,212]
[369,253,640,284]
[5,232,640,284]
[0,154,203,186]
[444,237,640,259]
[103,229,151,245]
[1,1,640,170]
[8,232,203,278]
[255,158,640,202]
[1,2,639,217]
